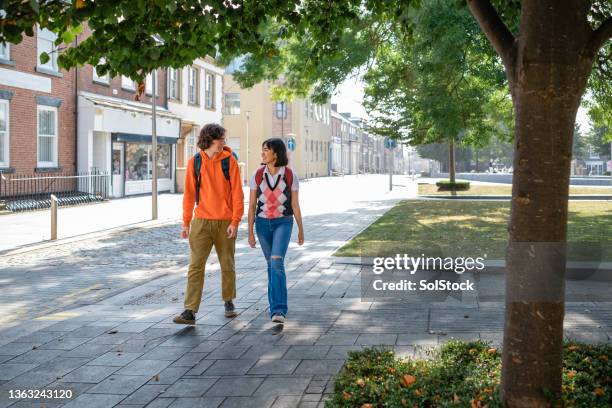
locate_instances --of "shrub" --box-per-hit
[436,180,471,191]
[326,341,612,408]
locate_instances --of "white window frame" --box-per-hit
[37,105,58,168]
[37,26,58,72]
[121,75,135,91]
[92,58,110,84]
[145,72,158,95]
[0,42,9,60]
[223,93,240,115]
[0,100,9,167]
[188,67,199,105]
[204,71,215,109]
[168,68,180,100]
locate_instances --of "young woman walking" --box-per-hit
[248,138,304,323]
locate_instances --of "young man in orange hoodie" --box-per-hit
[173,123,244,325]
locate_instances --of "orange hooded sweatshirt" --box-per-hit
[183,146,244,228]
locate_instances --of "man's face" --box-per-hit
[211,135,226,152]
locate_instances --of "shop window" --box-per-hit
[125,143,171,181]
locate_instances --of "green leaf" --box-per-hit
[39,52,50,64]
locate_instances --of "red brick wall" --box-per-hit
[1,35,76,175]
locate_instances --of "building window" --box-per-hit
[125,143,171,181]
[168,68,180,100]
[0,42,9,60]
[185,127,197,160]
[188,67,199,105]
[0,101,8,167]
[145,72,157,95]
[310,140,314,161]
[37,106,58,167]
[121,76,135,90]
[92,58,109,84]
[37,26,58,72]
[205,72,215,109]
[223,93,240,115]
[276,101,287,119]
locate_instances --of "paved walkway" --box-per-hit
[0,174,610,408]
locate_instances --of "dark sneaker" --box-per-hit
[271,314,285,324]
[224,300,237,318]
[173,309,195,325]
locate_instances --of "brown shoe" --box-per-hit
[173,309,195,325]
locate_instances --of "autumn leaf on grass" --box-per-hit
[361,404,373,408]
[566,370,577,379]
[400,374,416,387]
[487,348,497,354]
[568,345,580,352]
[453,393,460,404]
[356,378,366,388]
[343,391,351,400]
[75,0,87,9]
[594,388,605,397]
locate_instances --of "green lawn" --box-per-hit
[335,200,612,261]
[418,183,612,196]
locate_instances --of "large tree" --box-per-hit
[361,0,512,183]
[2,1,611,405]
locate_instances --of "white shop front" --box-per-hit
[77,92,181,198]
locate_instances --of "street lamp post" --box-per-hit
[245,110,251,185]
[304,127,310,181]
[151,69,158,220]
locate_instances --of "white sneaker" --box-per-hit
[271,314,285,323]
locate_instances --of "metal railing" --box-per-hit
[0,170,110,212]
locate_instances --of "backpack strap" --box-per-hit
[255,165,266,186]
[194,152,202,205]
[221,156,231,182]
[284,167,294,190]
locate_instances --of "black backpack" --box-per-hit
[194,152,231,205]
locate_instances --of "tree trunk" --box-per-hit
[500,2,594,406]
[449,138,456,183]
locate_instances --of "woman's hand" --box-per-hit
[180,226,190,239]
[297,229,304,246]
[248,232,257,248]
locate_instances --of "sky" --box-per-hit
[331,77,593,133]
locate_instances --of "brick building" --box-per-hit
[0,28,76,175]
[75,27,180,198]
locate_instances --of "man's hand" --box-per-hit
[181,226,190,239]
[227,224,238,239]
[248,232,256,248]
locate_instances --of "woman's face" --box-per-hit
[261,145,277,165]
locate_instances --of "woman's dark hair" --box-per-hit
[197,123,226,150]
[262,138,289,167]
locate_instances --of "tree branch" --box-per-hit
[588,17,612,57]
[466,0,515,66]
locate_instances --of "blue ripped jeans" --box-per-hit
[255,215,293,317]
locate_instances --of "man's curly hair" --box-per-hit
[197,123,226,150]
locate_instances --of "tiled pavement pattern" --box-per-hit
[0,175,610,407]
